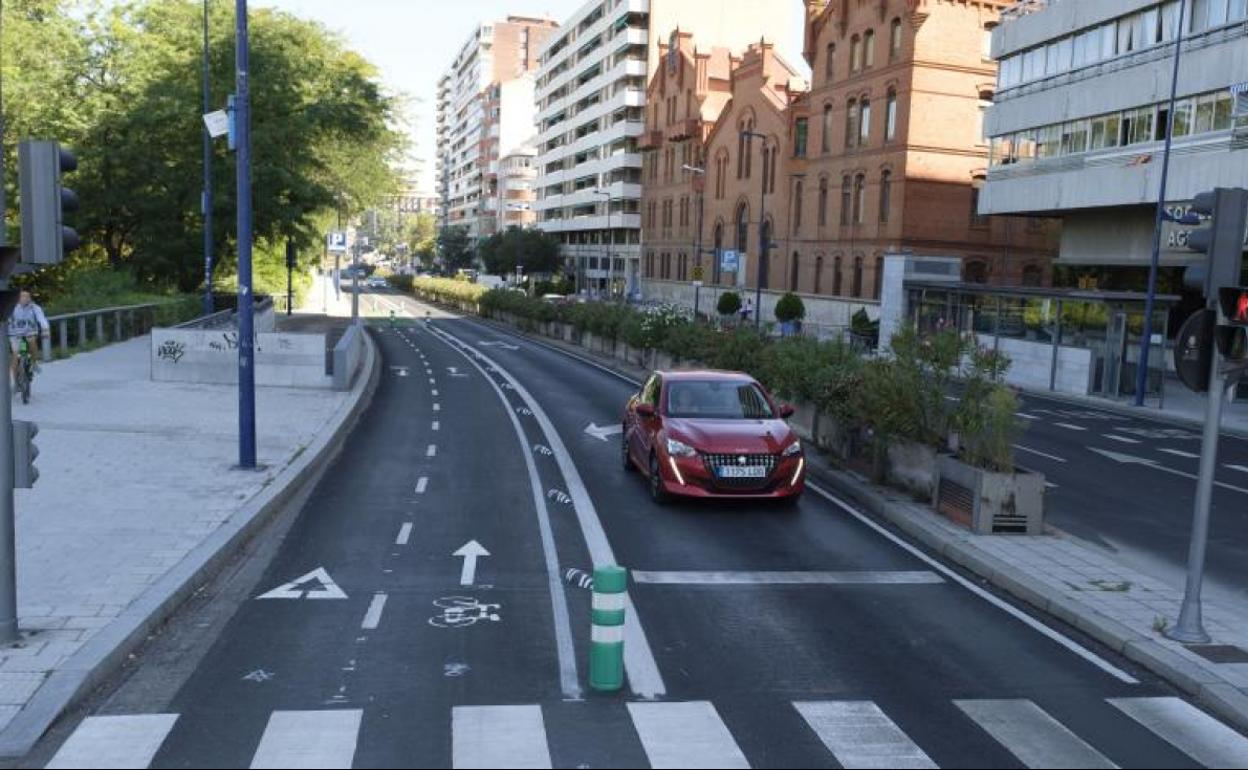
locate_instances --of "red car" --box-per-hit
[622,370,805,504]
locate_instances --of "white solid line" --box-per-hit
[1159,448,1200,459]
[46,714,179,769]
[396,522,413,546]
[1104,434,1142,445]
[415,477,428,494]
[427,444,437,457]
[1226,464,1248,474]
[1055,422,1088,432]
[956,699,1117,768]
[807,483,1139,684]
[452,705,551,770]
[1014,444,1068,463]
[632,570,943,585]
[250,710,363,769]
[1016,412,1040,420]
[361,592,388,630]
[1110,697,1248,768]
[432,420,441,431]
[427,328,584,699]
[794,701,936,770]
[627,702,749,769]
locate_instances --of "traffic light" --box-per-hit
[18,140,79,265]
[12,421,39,489]
[1185,188,1248,296]
[1217,287,1248,363]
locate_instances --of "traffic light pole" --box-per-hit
[0,8,17,643]
[234,0,257,469]
[201,0,215,317]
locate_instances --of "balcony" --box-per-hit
[668,119,702,142]
[638,130,664,151]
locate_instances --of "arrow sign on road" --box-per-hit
[391,366,409,378]
[446,367,469,378]
[478,341,520,351]
[584,423,623,441]
[256,567,348,600]
[453,540,491,587]
[1089,448,1248,496]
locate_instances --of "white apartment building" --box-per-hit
[436,17,559,247]
[533,0,799,298]
[982,0,1248,283]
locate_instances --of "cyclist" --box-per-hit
[9,291,49,389]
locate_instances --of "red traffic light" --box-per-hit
[1219,288,1248,324]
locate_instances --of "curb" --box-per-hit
[0,327,383,758]
[808,462,1248,736]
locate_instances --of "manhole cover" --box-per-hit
[1186,644,1248,664]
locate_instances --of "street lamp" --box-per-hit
[593,188,614,300]
[682,164,707,320]
[1135,0,1190,407]
[741,130,770,329]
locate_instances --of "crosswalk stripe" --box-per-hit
[250,709,362,769]
[452,705,551,769]
[1110,697,1248,768]
[46,714,179,769]
[955,700,1116,769]
[793,701,936,769]
[627,701,749,769]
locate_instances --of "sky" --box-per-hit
[254,1,807,194]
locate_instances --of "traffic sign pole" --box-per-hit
[234,0,257,470]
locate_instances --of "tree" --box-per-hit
[717,291,742,316]
[438,226,473,272]
[478,227,562,276]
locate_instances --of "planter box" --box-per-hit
[885,440,939,499]
[934,454,1045,535]
[789,402,819,443]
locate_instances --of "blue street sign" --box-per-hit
[720,249,740,273]
[327,231,348,253]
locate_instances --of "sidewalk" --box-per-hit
[1020,375,1248,437]
[0,315,378,754]
[463,313,1248,733]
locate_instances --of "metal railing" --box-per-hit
[41,298,201,362]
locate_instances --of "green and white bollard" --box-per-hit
[589,565,627,692]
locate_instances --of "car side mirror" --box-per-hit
[779,403,795,419]
[636,403,657,418]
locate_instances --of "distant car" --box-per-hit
[367,276,388,288]
[622,370,804,504]
[541,294,567,304]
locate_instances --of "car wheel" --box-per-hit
[621,430,635,472]
[648,453,671,505]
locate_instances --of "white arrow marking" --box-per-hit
[390,366,409,378]
[478,341,520,351]
[584,423,623,441]
[1090,448,1248,495]
[447,367,469,378]
[453,540,491,586]
[256,567,347,600]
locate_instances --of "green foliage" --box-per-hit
[953,344,1021,472]
[3,0,403,295]
[413,275,487,305]
[717,291,742,316]
[479,289,558,323]
[387,273,415,293]
[774,293,806,323]
[707,327,767,374]
[856,328,970,449]
[437,226,474,271]
[533,277,574,296]
[478,227,563,276]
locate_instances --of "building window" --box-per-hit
[853,174,866,224]
[769,143,778,194]
[759,219,772,289]
[874,255,884,299]
[890,18,903,61]
[833,256,843,295]
[822,104,833,153]
[859,98,872,145]
[735,202,749,253]
[846,99,859,148]
[965,260,988,284]
[795,118,809,158]
[825,43,835,79]
[850,35,862,72]
[840,176,852,225]
[1022,263,1043,287]
[886,89,898,140]
[790,252,801,292]
[818,177,829,227]
[970,178,989,227]
[852,256,864,297]
[879,170,892,223]
[793,180,804,233]
[713,223,724,283]
[814,256,824,294]
[864,29,876,68]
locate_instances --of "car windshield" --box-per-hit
[666,380,775,419]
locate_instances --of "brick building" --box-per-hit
[642,0,1058,302]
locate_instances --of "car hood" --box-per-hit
[665,418,795,455]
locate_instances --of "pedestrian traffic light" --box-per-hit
[12,420,38,489]
[18,140,79,265]
[1217,287,1248,363]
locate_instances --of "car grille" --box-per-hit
[701,453,778,490]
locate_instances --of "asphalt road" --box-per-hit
[27,294,1248,769]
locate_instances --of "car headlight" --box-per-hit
[782,440,803,457]
[665,437,697,458]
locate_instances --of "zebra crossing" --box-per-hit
[44,696,1248,769]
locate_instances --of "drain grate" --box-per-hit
[1186,644,1248,664]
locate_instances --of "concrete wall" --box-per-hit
[151,329,332,388]
[641,279,879,338]
[977,335,1096,396]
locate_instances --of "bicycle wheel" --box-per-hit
[21,361,31,404]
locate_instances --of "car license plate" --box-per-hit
[717,465,766,479]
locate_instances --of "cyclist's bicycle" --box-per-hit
[13,338,35,404]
